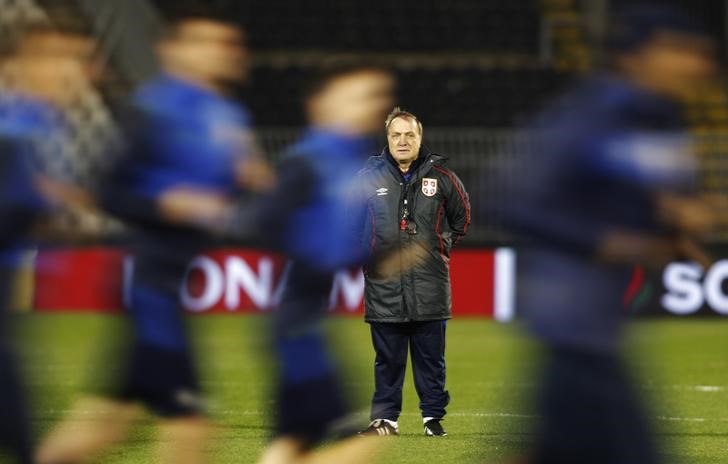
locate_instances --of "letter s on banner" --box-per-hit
[661,262,703,315]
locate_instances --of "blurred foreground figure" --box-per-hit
[506,6,717,464]
[0,20,92,464]
[36,10,269,464]
[253,64,394,464]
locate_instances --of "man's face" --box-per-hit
[312,70,394,135]
[624,30,716,100]
[13,32,91,105]
[165,20,248,87]
[387,116,422,165]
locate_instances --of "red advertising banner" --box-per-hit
[33,247,516,319]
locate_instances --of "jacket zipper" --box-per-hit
[397,180,410,322]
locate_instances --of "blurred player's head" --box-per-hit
[157,9,248,93]
[385,108,422,165]
[606,5,716,100]
[3,20,94,106]
[305,64,394,136]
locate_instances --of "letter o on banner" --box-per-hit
[181,256,224,312]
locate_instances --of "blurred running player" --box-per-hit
[0,20,96,464]
[36,8,271,464]
[252,63,395,464]
[503,5,718,464]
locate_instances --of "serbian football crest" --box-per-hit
[422,178,438,196]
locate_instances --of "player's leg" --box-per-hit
[532,346,617,464]
[409,320,449,436]
[0,337,34,464]
[273,350,348,445]
[119,244,210,464]
[155,416,211,464]
[37,277,198,464]
[36,396,141,464]
[258,437,307,464]
[608,356,661,464]
[36,285,140,463]
[261,265,376,463]
[259,434,384,464]
[299,435,384,464]
[270,265,349,442]
[368,322,410,431]
[0,267,34,464]
[124,282,210,464]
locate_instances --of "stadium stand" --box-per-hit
[241,65,569,127]
[236,0,541,53]
[4,0,728,242]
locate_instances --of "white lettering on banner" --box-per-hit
[704,261,728,314]
[122,256,134,308]
[494,248,516,322]
[329,270,365,311]
[661,262,704,315]
[270,262,292,308]
[181,256,225,312]
[661,260,728,315]
[225,256,275,310]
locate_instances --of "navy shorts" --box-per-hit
[272,262,349,445]
[113,234,205,418]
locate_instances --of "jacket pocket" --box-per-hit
[364,276,404,320]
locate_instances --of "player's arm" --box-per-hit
[345,171,374,261]
[440,168,471,245]
[0,138,48,244]
[596,230,699,267]
[228,155,316,248]
[232,129,276,193]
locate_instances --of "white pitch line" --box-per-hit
[655,416,706,423]
[194,381,728,391]
[186,410,723,423]
[641,384,726,392]
[692,385,724,392]
[36,408,723,424]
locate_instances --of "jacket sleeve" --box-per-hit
[440,167,470,244]
[253,156,317,249]
[0,137,48,245]
[96,106,165,227]
[346,170,374,262]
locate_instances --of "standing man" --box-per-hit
[356,108,470,437]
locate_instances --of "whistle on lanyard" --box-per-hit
[400,208,417,235]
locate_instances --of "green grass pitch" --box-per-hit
[4,314,728,463]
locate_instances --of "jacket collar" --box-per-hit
[366,146,446,179]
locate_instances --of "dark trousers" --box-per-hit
[0,267,33,464]
[274,261,347,445]
[533,346,660,464]
[369,320,449,421]
[116,234,203,418]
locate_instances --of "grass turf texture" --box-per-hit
[4,314,728,463]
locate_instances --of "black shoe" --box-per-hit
[424,419,447,436]
[358,419,400,437]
